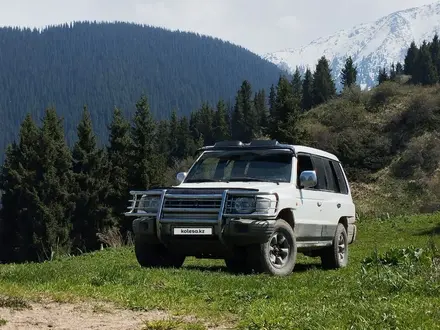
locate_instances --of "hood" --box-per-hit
[172,181,290,192]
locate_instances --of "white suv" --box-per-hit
[125,140,357,276]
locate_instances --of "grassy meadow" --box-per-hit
[0,212,439,329]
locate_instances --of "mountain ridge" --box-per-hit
[0,21,284,162]
[263,1,440,89]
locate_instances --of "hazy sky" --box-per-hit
[0,0,436,54]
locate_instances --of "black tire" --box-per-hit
[254,219,297,276]
[134,236,185,268]
[320,223,348,269]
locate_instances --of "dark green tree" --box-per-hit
[72,106,114,251]
[301,68,314,111]
[129,95,166,190]
[33,107,76,260]
[0,114,40,262]
[404,41,419,75]
[268,84,277,116]
[291,68,302,100]
[395,62,404,75]
[232,80,257,141]
[340,56,357,88]
[107,107,132,233]
[213,100,231,141]
[271,75,301,143]
[377,67,389,84]
[413,41,438,85]
[168,110,180,164]
[312,56,336,106]
[253,89,269,136]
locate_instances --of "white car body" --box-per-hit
[126,140,357,275]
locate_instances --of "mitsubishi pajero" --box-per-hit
[125,140,357,276]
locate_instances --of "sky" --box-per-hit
[0,0,437,55]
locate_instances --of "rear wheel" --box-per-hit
[320,223,348,269]
[134,236,185,268]
[254,219,297,276]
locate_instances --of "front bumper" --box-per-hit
[132,217,276,246]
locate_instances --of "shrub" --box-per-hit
[391,132,440,179]
[367,81,401,111]
[387,92,440,152]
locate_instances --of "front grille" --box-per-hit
[160,192,224,224]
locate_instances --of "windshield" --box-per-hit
[185,150,293,183]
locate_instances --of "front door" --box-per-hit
[294,153,326,242]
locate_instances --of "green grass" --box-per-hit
[0,214,439,329]
[0,319,6,327]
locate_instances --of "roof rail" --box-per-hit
[195,139,296,154]
[213,140,244,147]
[249,139,280,147]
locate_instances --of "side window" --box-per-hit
[331,161,349,194]
[296,154,314,187]
[311,156,327,190]
[324,159,340,193]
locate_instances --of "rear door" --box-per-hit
[294,153,327,242]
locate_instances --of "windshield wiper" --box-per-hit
[185,178,221,183]
[227,177,280,184]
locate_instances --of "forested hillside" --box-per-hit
[0,21,284,162]
[1,33,440,264]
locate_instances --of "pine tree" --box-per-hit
[168,110,180,164]
[430,33,440,80]
[33,107,75,260]
[312,56,336,106]
[301,68,314,111]
[413,41,438,85]
[291,68,302,99]
[177,116,197,158]
[232,80,257,141]
[0,143,21,262]
[395,62,404,75]
[0,114,40,262]
[389,63,397,81]
[156,119,170,164]
[340,56,357,88]
[253,89,269,136]
[377,67,389,84]
[268,84,276,116]
[213,100,231,141]
[129,95,166,190]
[271,75,301,143]
[404,41,419,76]
[107,107,132,233]
[71,106,114,251]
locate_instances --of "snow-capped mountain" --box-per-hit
[263,1,440,90]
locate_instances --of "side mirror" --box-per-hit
[176,172,187,183]
[299,170,317,188]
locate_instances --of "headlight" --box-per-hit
[138,195,160,213]
[232,195,277,214]
[234,197,256,214]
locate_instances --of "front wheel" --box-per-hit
[134,236,185,268]
[320,223,348,269]
[255,219,297,276]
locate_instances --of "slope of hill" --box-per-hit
[0,21,284,161]
[263,1,440,89]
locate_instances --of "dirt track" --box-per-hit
[0,300,228,330]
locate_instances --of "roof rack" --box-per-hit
[196,139,296,153]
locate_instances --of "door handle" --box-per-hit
[317,201,322,207]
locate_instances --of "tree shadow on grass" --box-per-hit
[415,223,440,236]
[182,262,322,275]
